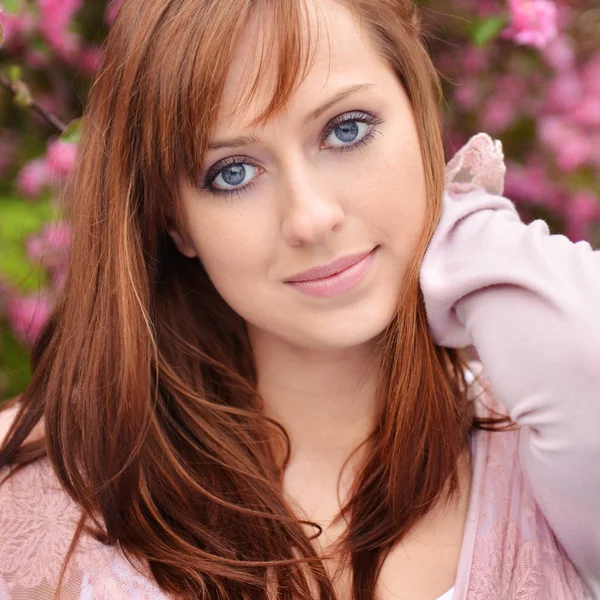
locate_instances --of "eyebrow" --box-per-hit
[206,83,375,151]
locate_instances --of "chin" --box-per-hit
[291,300,397,351]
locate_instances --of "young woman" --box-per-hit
[0,0,598,598]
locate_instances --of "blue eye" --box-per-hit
[209,160,260,195]
[327,120,363,145]
[200,110,383,198]
[320,110,382,153]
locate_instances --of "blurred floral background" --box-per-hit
[0,0,598,405]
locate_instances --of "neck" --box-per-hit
[248,327,381,465]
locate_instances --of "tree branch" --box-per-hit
[0,74,66,133]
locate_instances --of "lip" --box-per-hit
[284,247,378,298]
[285,249,375,282]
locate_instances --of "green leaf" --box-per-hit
[0,21,4,48]
[0,194,54,292]
[472,16,507,47]
[30,35,48,53]
[8,64,21,83]
[0,321,32,403]
[0,196,56,292]
[1,0,23,15]
[60,118,83,145]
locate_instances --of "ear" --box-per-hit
[168,228,198,259]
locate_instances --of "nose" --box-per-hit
[279,163,346,246]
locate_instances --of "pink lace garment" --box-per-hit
[1,133,599,599]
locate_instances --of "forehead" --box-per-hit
[214,0,385,132]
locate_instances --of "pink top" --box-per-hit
[1,133,599,599]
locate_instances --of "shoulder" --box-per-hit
[0,401,45,448]
[0,403,20,447]
[0,457,169,599]
[0,407,170,599]
[1,405,87,592]
[0,443,88,594]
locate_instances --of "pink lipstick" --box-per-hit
[284,247,378,298]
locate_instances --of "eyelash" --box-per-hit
[198,110,384,199]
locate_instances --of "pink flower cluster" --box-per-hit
[0,0,105,75]
[17,159,49,199]
[37,0,83,62]
[16,139,78,199]
[27,222,71,293]
[46,139,79,180]
[2,221,71,348]
[503,0,558,49]
[105,0,124,26]
[538,36,600,177]
[504,157,560,209]
[563,191,600,243]
[27,222,70,265]
[429,0,600,244]
[6,292,52,347]
[0,6,35,49]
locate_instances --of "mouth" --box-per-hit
[284,248,377,283]
[284,246,379,298]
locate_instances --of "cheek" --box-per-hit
[184,203,276,293]
[349,138,428,252]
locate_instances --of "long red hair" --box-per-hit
[0,1,511,598]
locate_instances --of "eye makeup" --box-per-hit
[197,109,384,199]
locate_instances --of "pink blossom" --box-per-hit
[496,74,527,101]
[589,132,600,172]
[497,74,541,116]
[26,223,71,271]
[37,0,83,33]
[480,97,517,133]
[503,0,558,50]
[538,115,566,150]
[41,29,82,63]
[78,45,104,76]
[537,115,569,152]
[105,0,124,25]
[538,117,594,172]
[461,47,487,75]
[46,139,78,181]
[6,293,52,346]
[546,71,583,112]
[504,159,558,208]
[542,35,575,70]
[572,96,600,128]
[37,0,83,62]
[0,7,35,48]
[581,54,600,96]
[556,136,593,172]
[16,159,50,198]
[455,82,480,110]
[564,191,600,242]
[554,3,574,31]
[24,48,51,70]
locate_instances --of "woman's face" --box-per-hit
[174,0,427,351]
